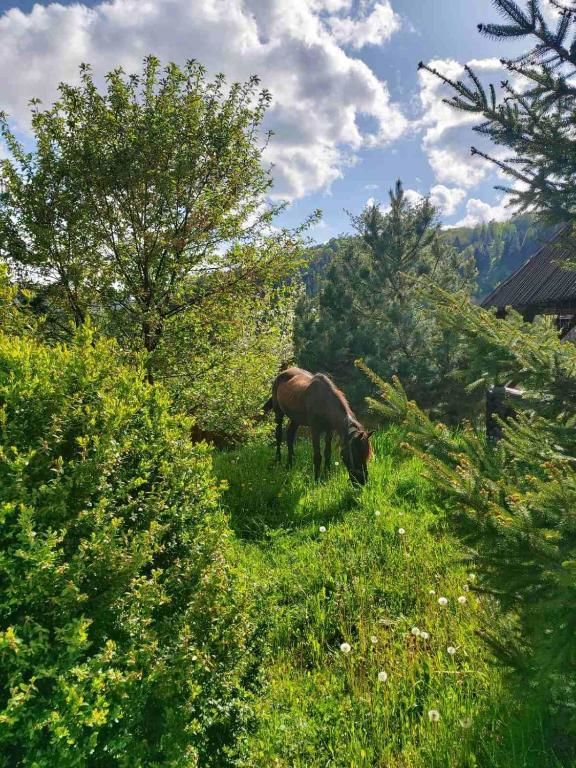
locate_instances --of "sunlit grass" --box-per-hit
[214,428,564,768]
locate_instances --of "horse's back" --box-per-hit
[273,367,314,423]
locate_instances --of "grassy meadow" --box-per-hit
[214,429,563,768]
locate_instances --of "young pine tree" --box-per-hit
[295,182,476,416]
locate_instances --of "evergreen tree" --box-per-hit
[419,0,576,222]
[295,182,476,416]
[361,286,576,747]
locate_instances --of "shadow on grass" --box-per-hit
[214,438,359,541]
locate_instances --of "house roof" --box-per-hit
[481,224,576,313]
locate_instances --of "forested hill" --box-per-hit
[445,214,554,297]
[305,215,553,298]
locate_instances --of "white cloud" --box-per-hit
[452,196,513,228]
[0,0,406,201]
[429,184,466,216]
[416,57,507,189]
[328,1,400,48]
[367,183,466,217]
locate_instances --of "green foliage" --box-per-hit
[0,328,251,767]
[295,181,476,418]
[214,433,563,767]
[362,289,576,750]
[162,284,297,443]
[0,56,314,407]
[445,214,553,296]
[419,0,576,222]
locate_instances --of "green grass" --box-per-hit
[214,429,565,768]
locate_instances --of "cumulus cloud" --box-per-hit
[328,1,401,48]
[367,183,466,217]
[429,184,466,216]
[416,57,507,189]
[452,196,513,228]
[0,0,406,201]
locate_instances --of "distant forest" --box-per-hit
[305,214,555,299]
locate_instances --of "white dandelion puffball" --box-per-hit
[460,717,473,729]
[428,709,441,723]
[398,527,406,535]
[447,646,457,656]
[377,670,388,683]
[458,595,467,605]
[340,642,351,654]
[420,631,430,640]
[334,461,339,466]
[438,596,448,606]
[319,526,327,533]
[468,573,476,581]
[429,589,436,595]
[375,510,381,517]
[370,635,378,645]
[411,626,421,637]
[463,583,470,592]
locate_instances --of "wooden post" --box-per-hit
[486,385,523,441]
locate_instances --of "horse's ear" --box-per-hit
[367,430,375,438]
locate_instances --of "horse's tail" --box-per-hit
[262,396,274,414]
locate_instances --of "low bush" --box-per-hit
[0,328,251,767]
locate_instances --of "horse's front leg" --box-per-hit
[311,427,322,482]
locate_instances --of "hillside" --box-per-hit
[444,215,555,298]
[305,215,553,299]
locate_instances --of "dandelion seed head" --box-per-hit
[468,573,476,581]
[378,670,388,683]
[428,709,441,723]
[319,526,327,533]
[340,642,351,654]
[463,584,470,592]
[334,461,339,466]
[458,595,467,604]
[398,527,406,535]
[459,717,473,729]
[411,626,420,637]
[374,510,381,517]
[438,596,448,606]
[420,631,429,640]
[429,589,436,595]
[447,646,456,655]
[370,635,378,644]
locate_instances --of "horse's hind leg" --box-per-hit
[311,427,322,482]
[286,420,298,468]
[274,410,284,463]
[324,430,333,476]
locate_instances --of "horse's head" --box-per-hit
[342,429,374,486]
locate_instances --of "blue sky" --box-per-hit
[0,0,549,240]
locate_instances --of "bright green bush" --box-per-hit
[0,328,251,767]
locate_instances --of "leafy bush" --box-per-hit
[0,328,251,767]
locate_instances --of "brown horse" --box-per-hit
[264,367,373,485]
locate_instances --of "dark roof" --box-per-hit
[482,224,576,313]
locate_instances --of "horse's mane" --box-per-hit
[314,373,350,408]
[314,372,372,460]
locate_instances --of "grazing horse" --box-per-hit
[264,367,374,485]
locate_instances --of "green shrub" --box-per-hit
[0,328,251,767]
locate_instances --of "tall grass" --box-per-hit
[214,429,565,767]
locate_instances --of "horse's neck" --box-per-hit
[334,410,359,443]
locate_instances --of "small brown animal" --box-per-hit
[264,367,373,485]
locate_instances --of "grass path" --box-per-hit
[214,430,561,768]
